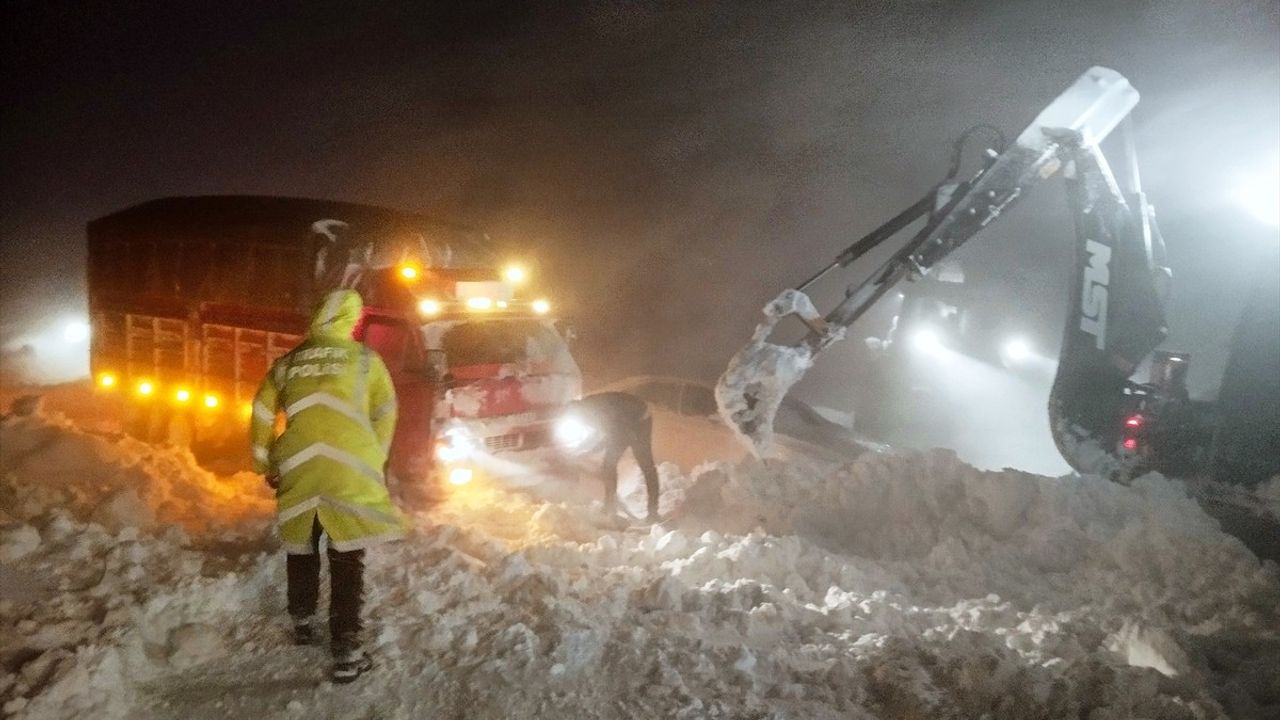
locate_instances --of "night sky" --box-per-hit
[3,0,1277,406]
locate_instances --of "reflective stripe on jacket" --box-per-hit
[250,290,404,553]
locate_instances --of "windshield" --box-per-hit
[427,319,576,374]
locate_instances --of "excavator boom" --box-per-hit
[717,67,1172,475]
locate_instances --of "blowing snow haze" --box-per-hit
[2,1,1277,470]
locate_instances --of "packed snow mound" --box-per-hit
[675,450,1280,617]
[1255,475,1280,517]
[1,410,280,718]
[4,408,1279,719]
[0,410,273,536]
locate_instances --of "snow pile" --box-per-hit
[3,405,1279,719]
[1,409,280,718]
[1256,476,1280,517]
[0,411,274,535]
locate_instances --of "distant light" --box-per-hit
[398,265,419,280]
[98,372,117,388]
[466,297,494,311]
[63,321,89,343]
[175,388,191,403]
[1124,414,1144,428]
[448,467,474,486]
[911,327,943,353]
[496,300,509,309]
[503,265,527,284]
[1122,437,1138,451]
[1234,154,1280,226]
[1003,337,1032,363]
[203,394,219,409]
[532,299,551,315]
[418,299,442,316]
[137,380,155,396]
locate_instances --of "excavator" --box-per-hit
[716,68,1280,530]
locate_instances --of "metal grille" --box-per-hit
[482,426,554,453]
[484,433,521,452]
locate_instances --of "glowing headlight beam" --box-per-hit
[503,265,527,284]
[1234,154,1280,227]
[554,415,596,451]
[63,321,89,343]
[1002,337,1032,363]
[911,328,943,354]
[435,427,478,463]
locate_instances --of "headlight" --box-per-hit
[503,265,527,284]
[911,327,943,353]
[435,426,478,463]
[554,414,597,451]
[1002,337,1032,363]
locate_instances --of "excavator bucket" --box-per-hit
[715,289,836,455]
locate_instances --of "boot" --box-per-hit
[293,618,320,646]
[331,646,373,683]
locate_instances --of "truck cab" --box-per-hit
[353,267,580,495]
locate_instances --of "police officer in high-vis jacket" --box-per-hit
[250,289,404,683]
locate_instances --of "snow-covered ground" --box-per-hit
[2,388,1279,719]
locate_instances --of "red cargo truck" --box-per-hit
[87,195,581,494]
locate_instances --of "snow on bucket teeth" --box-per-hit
[716,289,838,456]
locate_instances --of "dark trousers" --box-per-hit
[286,516,365,651]
[602,415,660,517]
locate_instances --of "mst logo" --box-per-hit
[1080,239,1111,350]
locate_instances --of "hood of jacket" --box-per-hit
[309,289,363,340]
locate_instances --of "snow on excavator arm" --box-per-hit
[717,67,1171,474]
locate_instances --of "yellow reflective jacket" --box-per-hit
[250,290,405,554]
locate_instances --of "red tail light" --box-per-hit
[1124,415,1144,428]
[1122,437,1138,450]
